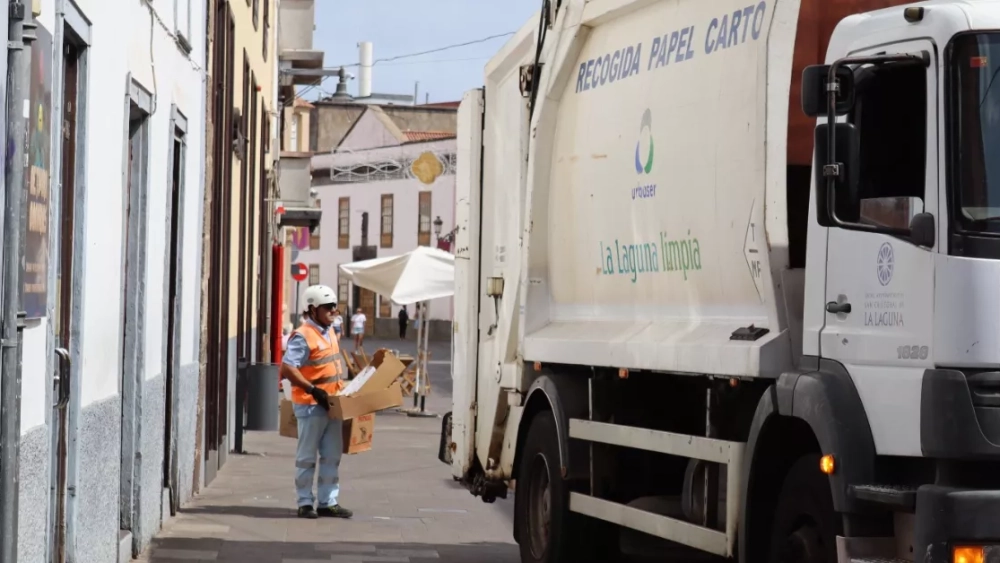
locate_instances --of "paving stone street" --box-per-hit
[137,338,519,563]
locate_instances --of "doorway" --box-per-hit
[351,286,376,338]
[119,80,152,554]
[162,107,187,516]
[50,16,90,563]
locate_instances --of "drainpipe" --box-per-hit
[0,1,35,561]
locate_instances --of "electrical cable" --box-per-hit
[378,56,490,67]
[284,31,515,106]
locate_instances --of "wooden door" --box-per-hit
[359,288,376,336]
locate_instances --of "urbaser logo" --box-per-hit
[634,108,654,175]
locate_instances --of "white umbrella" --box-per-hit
[339,246,455,414]
[338,246,455,305]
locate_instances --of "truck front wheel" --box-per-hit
[516,411,611,563]
[767,454,840,563]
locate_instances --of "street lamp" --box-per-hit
[433,215,443,238]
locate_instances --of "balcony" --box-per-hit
[278,0,323,99]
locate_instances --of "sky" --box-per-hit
[310,0,541,103]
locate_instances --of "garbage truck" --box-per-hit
[438,0,1000,561]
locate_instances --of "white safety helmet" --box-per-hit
[303,284,337,310]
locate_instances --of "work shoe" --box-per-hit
[297,505,318,519]
[317,505,353,519]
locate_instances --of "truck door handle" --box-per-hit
[54,348,70,409]
[826,301,852,315]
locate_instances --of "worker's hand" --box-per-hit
[309,386,331,410]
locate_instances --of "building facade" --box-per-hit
[294,104,457,341]
[199,0,279,492]
[9,0,208,561]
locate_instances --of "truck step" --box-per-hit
[848,484,917,512]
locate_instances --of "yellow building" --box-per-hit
[199,0,278,485]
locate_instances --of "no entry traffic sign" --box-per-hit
[291,262,308,282]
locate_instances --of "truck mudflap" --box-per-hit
[438,411,453,466]
[915,485,1000,563]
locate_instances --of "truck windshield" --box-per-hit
[952,33,1000,232]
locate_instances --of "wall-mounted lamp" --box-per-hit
[433,215,444,237]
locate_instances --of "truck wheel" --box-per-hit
[516,411,612,563]
[768,454,840,563]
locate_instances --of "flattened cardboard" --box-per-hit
[327,351,406,420]
[328,382,403,420]
[343,413,375,454]
[361,353,407,392]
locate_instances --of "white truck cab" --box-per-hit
[440,1,1000,562]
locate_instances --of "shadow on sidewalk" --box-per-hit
[176,505,300,519]
[147,537,519,562]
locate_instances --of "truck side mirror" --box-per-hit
[802,65,855,117]
[814,123,860,226]
[909,213,935,248]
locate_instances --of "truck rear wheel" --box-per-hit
[767,454,840,563]
[515,411,614,563]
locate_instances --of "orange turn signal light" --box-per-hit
[953,546,985,563]
[819,454,835,475]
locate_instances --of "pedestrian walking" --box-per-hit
[398,306,409,340]
[332,308,344,341]
[351,308,367,350]
[279,284,354,520]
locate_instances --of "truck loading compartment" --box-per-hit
[442,1,1000,562]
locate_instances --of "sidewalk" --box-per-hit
[139,411,517,563]
[137,338,520,562]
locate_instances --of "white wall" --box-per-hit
[15,0,135,427]
[295,141,456,322]
[127,0,206,381]
[338,110,402,151]
[16,0,205,421]
[75,0,133,408]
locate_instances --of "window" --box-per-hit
[828,59,927,231]
[308,264,319,285]
[338,197,350,248]
[338,273,349,306]
[951,33,1000,237]
[309,199,321,249]
[262,104,270,152]
[290,114,299,152]
[379,295,392,318]
[262,0,270,61]
[417,191,431,246]
[381,194,393,248]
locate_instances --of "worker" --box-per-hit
[280,284,354,520]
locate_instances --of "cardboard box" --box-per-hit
[280,398,298,438]
[327,352,406,420]
[280,398,375,454]
[343,413,375,454]
[279,352,406,453]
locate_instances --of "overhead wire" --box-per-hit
[284,31,514,106]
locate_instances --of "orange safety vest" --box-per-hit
[290,323,344,405]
